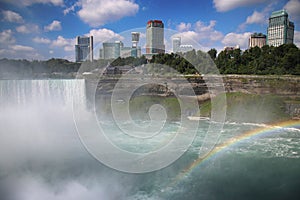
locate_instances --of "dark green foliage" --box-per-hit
[0,43,299,78]
[150,50,217,75]
[215,44,300,75]
[110,55,147,67]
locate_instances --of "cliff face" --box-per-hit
[222,75,300,119]
[86,75,300,119]
[222,75,300,96]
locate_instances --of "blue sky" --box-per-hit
[0,0,300,61]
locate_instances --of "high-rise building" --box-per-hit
[172,37,181,53]
[131,32,140,48]
[267,9,294,47]
[146,20,165,54]
[75,36,93,62]
[249,33,267,48]
[130,32,141,58]
[172,37,193,53]
[99,40,141,59]
[100,41,123,59]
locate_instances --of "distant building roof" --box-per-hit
[250,33,266,38]
[270,9,288,18]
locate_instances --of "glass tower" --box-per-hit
[75,36,93,62]
[267,10,294,47]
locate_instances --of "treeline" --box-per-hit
[149,49,217,74]
[0,43,299,79]
[213,43,300,75]
[0,58,80,79]
[151,43,300,75]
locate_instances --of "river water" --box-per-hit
[0,79,299,200]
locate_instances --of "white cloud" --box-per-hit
[284,0,300,20]
[44,20,62,32]
[171,20,224,52]
[173,31,199,43]
[239,3,274,31]
[1,0,63,6]
[174,20,224,46]
[246,11,266,24]
[16,24,39,34]
[77,0,139,27]
[64,1,81,15]
[86,28,124,44]
[213,0,267,12]
[51,36,75,52]
[33,37,51,44]
[222,32,252,49]
[10,44,35,52]
[0,29,16,44]
[294,31,300,48]
[177,22,192,32]
[2,10,24,23]
[0,47,43,60]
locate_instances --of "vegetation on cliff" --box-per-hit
[200,92,290,123]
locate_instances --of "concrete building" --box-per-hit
[267,9,294,47]
[172,37,193,53]
[75,36,93,62]
[249,33,267,48]
[146,20,165,55]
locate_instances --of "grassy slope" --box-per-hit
[200,92,290,123]
[129,96,181,121]
[103,92,291,123]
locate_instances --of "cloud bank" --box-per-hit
[77,0,139,27]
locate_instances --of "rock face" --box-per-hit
[285,102,300,119]
[86,75,300,119]
[222,75,300,97]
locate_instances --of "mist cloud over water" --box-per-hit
[0,80,133,200]
[1,79,299,200]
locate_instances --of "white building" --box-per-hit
[146,20,165,55]
[249,33,266,48]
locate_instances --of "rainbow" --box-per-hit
[170,119,300,186]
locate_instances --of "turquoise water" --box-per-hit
[0,80,299,200]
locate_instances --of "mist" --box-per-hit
[0,80,136,200]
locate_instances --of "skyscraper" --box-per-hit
[131,32,141,58]
[172,37,181,53]
[75,36,93,62]
[267,10,294,47]
[100,41,123,59]
[99,40,141,59]
[249,33,266,48]
[146,20,165,54]
[131,32,140,48]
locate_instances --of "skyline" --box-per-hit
[0,0,300,61]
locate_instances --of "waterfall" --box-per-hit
[0,79,87,110]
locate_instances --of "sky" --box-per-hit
[0,0,300,61]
